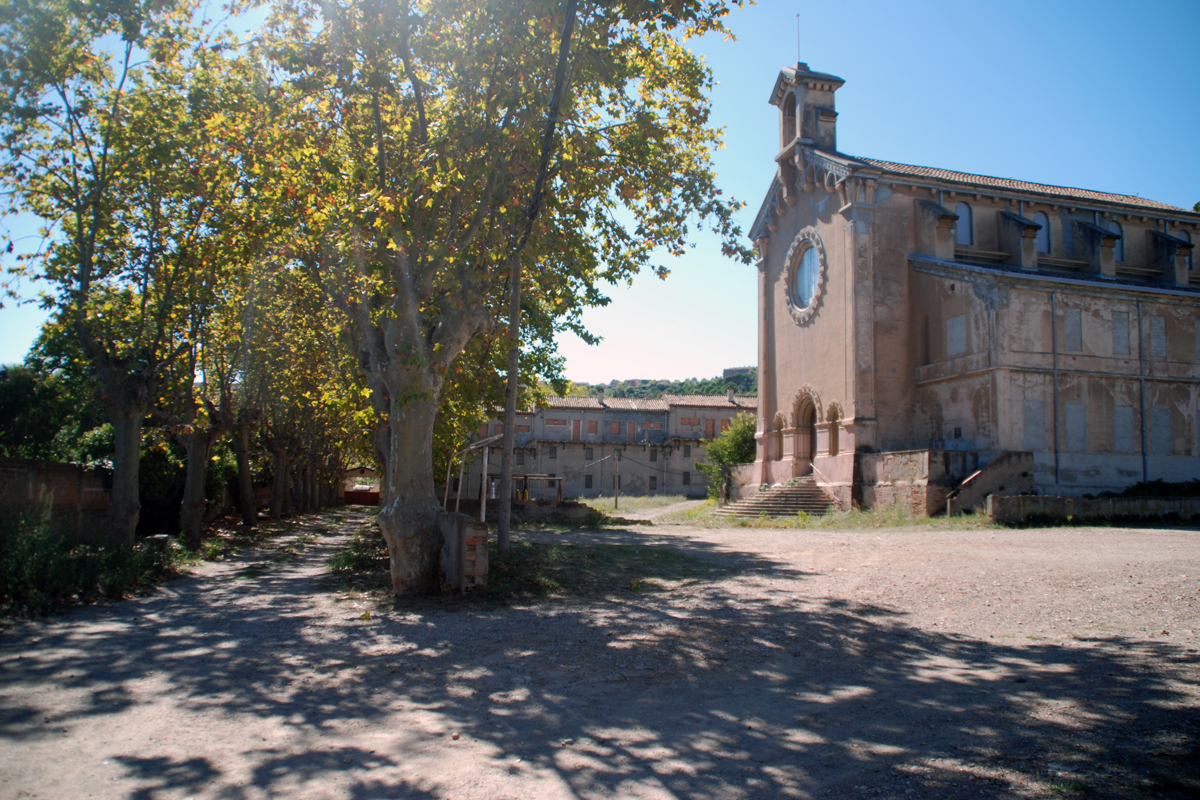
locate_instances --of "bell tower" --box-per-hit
[768,62,845,153]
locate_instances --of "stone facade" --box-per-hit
[751,61,1200,504]
[460,391,757,502]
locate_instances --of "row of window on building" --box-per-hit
[952,202,1193,266]
[929,310,1198,362]
[1022,400,1187,456]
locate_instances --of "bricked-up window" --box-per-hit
[584,447,593,460]
[947,314,967,358]
[680,417,700,426]
[627,421,635,441]
[1150,316,1166,358]
[642,421,653,428]
[546,418,566,426]
[1152,406,1172,455]
[1113,311,1130,355]
[682,471,691,485]
[684,445,691,457]
[494,424,503,436]
[1065,403,1087,452]
[515,424,530,432]
[1063,308,1082,352]
[1023,399,1046,451]
[1114,406,1136,453]
[721,418,730,432]
[587,420,598,434]
[650,449,657,462]
[610,421,620,435]
[585,474,593,489]
[549,446,557,459]
[650,476,657,490]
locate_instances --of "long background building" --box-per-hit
[458,389,757,503]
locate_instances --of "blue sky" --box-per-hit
[3,0,1198,382]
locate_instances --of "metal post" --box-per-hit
[455,453,467,513]
[480,446,489,523]
[615,449,620,510]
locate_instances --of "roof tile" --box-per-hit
[859,157,1193,214]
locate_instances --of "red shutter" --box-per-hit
[705,419,715,439]
[627,421,635,441]
[572,420,581,441]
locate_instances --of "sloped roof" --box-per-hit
[662,394,758,409]
[858,157,1193,214]
[541,396,668,411]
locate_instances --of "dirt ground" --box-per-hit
[2,507,1199,800]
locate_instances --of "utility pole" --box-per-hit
[497,0,579,555]
[479,446,489,523]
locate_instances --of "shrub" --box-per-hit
[0,502,185,617]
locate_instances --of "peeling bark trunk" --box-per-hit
[376,392,443,596]
[178,431,212,550]
[107,405,145,548]
[232,417,256,527]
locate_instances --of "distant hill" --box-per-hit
[565,371,757,399]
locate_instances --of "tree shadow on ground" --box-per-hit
[1,511,1198,799]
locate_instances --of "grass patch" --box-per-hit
[327,522,729,603]
[1049,779,1089,794]
[481,539,727,603]
[656,499,999,530]
[583,494,695,516]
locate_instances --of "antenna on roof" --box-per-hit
[796,14,800,61]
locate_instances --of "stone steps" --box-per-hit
[715,478,832,518]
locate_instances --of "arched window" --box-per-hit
[1180,230,1193,271]
[1107,220,1124,263]
[781,93,797,148]
[955,202,973,246]
[1034,211,1051,254]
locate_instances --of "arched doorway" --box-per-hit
[792,399,817,462]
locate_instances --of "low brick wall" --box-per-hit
[0,457,110,532]
[987,494,1200,524]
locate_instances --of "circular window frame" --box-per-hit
[785,226,827,325]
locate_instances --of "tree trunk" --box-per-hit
[376,391,443,596]
[178,431,213,550]
[270,446,288,520]
[233,418,256,527]
[107,405,145,548]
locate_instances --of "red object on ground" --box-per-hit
[343,489,380,506]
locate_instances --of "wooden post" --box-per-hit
[645,431,650,496]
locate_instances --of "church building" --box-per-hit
[749,62,1200,511]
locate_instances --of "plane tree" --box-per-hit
[262,0,752,595]
[0,0,253,545]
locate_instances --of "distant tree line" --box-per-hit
[570,371,757,399]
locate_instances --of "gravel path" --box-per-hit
[2,512,1199,799]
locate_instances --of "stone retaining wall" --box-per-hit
[987,494,1200,524]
